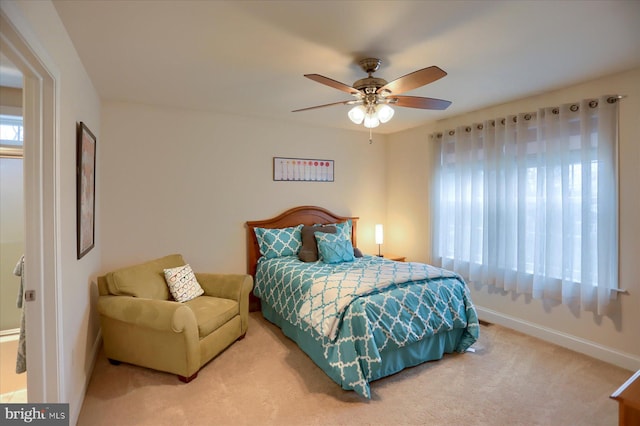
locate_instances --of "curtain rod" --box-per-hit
[432,95,626,138]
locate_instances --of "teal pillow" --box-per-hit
[326,219,352,241]
[255,224,303,259]
[315,231,355,264]
[299,225,337,262]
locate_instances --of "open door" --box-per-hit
[0,10,61,403]
[0,108,27,402]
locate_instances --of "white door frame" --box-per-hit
[0,8,62,403]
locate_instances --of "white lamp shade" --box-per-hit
[348,106,365,124]
[375,224,384,244]
[377,104,395,123]
[364,113,380,128]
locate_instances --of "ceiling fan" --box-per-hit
[293,58,451,129]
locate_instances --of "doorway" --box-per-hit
[0,10,61,403]
[0,107,27,402]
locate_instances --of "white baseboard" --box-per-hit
[476,306,640,372]
[0,328,20,338]
[0,329,20,343]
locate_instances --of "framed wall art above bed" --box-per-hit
[273,157,334,182]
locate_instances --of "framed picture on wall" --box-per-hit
[273,157,334,182]
[76,122,96,259]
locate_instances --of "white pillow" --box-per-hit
[163,264,204,302]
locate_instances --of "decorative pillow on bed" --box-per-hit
[315,231,355,264]
[299,225,337,262]
[254,224,303,259]
[163,264,204,302]
[329,219,352,241]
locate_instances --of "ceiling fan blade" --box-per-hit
[378,66,447,95]
[304,74,360,95]
[292,100,354,112]
[393,95,452,110]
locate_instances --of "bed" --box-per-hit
[246,206,479,398]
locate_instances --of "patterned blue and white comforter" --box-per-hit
[254,255,479,398]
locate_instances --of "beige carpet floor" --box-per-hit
[78,312,631,426]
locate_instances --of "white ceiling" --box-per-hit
[50,0,640,135]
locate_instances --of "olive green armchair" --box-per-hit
[97,254,253,382]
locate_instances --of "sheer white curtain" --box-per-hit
[431,96,619,314]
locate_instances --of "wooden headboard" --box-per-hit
[245,206,359,311]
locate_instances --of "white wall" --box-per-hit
[387,67,640,370]
[385,124,434,263]
[0,97,23,332]
[1,0,102,422]
[0,156,23,331]
[100,102,388,274]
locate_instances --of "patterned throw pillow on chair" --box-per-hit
[164,264,204,302]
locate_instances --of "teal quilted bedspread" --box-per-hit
[254,255,479,398]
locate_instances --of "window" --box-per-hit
[0,114,23,158]
[431,96,619,314]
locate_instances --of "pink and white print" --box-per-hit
[274,157,334,182]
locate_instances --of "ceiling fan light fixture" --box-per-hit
[363,113,380,128]
[348,105,366,124]
[296,58,450,134]
[376,104,395,123]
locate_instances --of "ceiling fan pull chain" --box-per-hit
[369,127,373,144]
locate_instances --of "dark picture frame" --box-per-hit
[273,157,334,182]
[76,122,96,259]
